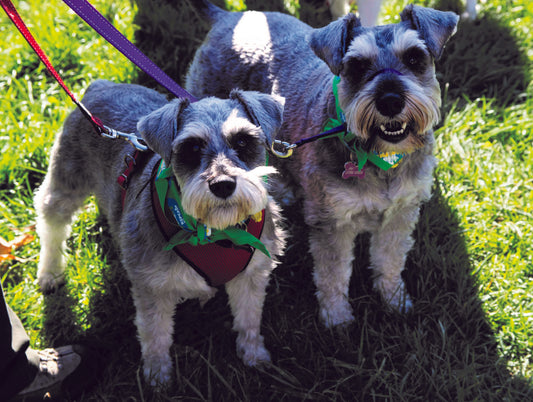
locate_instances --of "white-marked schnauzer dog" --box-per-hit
[35,80,286,385]
[186,2,458,327]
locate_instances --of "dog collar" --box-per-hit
[326,76,407,172]
[153,160,270,258]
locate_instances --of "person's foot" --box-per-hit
[13,345,96,401]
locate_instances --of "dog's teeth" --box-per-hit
[380,123,406,136]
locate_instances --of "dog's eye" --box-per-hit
[235,138,248,148]
[230,132,255,149]
[176,138,205,169]
[344,57,371,78]
[186,139,204,154]
[230,132,259,163]
[402,47,427,73]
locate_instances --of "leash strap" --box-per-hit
[0,0,105,135]
[271,76,402,171]
[1,0,149,150]
[2,0,196,149]
[62,0,196,102]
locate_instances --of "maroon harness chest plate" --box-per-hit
[149,169,266,287]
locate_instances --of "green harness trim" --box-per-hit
[153,160,271,258]
[325,76,406,171]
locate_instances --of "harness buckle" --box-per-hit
[124,153,137,167]
[271,140,296,158]
[100,125,119,140]
[102,125,149,152]
[118,173,129,190]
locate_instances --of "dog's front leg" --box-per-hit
[225,260,273,366]
[309,222,358,328]
[131,286,177,387]
[369,203,420,312]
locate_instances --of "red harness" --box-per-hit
[119,152,265,287]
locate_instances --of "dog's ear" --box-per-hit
[229,89,285,148]
[309,13,361,76]
[400,5,459,60]
[137,98,190,164]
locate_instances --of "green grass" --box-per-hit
[1,0,532,400]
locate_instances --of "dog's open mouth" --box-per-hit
[374,121,410,143]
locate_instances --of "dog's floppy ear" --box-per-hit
[309,13,361,76]
[137,98,190,164]
[229,89,285,148]
[400,5,459,60]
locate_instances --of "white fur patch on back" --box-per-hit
[232,11,273,64]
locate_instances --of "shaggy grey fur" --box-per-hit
[34,80,286,385]
[186,2,458,327]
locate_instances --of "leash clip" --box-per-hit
[102,126,149,152]
[271,140,296,158]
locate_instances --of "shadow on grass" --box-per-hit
[39,188,533,399]
[133,0,225,93]
[251,182,533,400]
[435,10,530,111]
[133,0,332,93]
[39,1,532,400]
[40,219,141,398]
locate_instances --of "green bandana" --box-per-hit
[325,76,405,171]
[154,160,271,258]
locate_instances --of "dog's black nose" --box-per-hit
[376,92,405,117]
[209,176,237,199]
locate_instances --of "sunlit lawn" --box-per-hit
[1,0,531,399]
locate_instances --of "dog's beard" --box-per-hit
[181,166,276,230]
[343,83,441,154]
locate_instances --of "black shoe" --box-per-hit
[13,345,96,401]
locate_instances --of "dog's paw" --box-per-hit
[37,272,65,294]
[376,281,413,313]
[241,346,271,367]
[237,334,271,367]
[389,292,413,313]
[319,302,355,328]
[143,357,173,387]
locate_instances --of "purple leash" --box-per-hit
[62,0,197,102]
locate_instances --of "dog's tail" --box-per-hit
[189,0,226,24]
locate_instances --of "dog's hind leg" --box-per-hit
[34,151,91,293]
[225,258,274,366]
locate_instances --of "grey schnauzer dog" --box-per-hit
[186,2,458,327]
[34,80,285,385]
